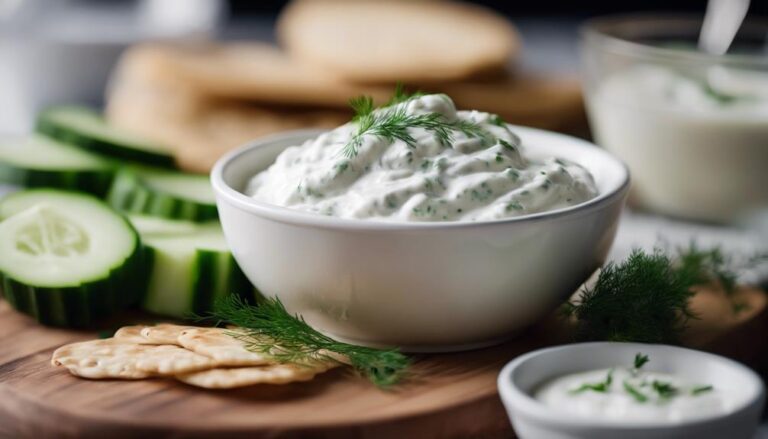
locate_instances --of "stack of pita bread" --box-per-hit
[106,0,586,174]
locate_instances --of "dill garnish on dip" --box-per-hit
[534,353,731,423]
[246,91,597,222]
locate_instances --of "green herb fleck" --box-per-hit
[624,381,648,403]
[571,370,614,394]
[634,353,650,370]
[691,385,714,396]
[652,380,678,399]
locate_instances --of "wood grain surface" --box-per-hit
[0,287,765,439]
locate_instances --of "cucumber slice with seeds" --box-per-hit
[0,135,115,196]
[0,190,144,327]
[108,169,218,222]
[130,216,252,319]
[36,106,175,168]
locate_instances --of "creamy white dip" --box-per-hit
[247,94,597,222]
[587,64,768,222]
[535,364,734,423]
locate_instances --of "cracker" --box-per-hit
[177,328,273,366]
[439,74,587,132]
[52,339,218,379]
[113,325,154,344]
[127,43,391,107]
[176,362,337,389]
[277,0,519,83]
[140,324,196,346]
[105,49,349,173]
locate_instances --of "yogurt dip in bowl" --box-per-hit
[211,94,629,351]
[581,15,768,223]
[498,342,765,439]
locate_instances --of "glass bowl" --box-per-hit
[581,15,768,224]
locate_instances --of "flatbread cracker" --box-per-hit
[113,325,154,344]
[278,0,519,83]
[176,362,337,389]
[177,328,273,366]
[128,43,391,107]
[52,339,218,379]
[106,47,349,173]
[140,324,196,346]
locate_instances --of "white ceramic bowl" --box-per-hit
[498,342,766,439]
[211,126,630,351]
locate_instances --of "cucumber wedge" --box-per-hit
[130,216,253,318]
[107,169,218,222]
[0,135,114,197]
[0,190,144,327]
[36,106,175,168]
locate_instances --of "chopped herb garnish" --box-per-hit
[623,380,648,403]
[691,385,714,396]
[571,370,614,394]
[490,114,506,127]
[652,380,678,399]
[634,353,650,370]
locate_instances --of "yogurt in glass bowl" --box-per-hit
[581,15,768,224]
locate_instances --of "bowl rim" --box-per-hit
[497,341,766,431]
[210,125,630,231]
[580,13,768,68]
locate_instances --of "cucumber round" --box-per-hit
[0,135,115,197]
[107,168,218,222]
[0,190,144,327]
[36,106,175,168]
[130,216,253,319]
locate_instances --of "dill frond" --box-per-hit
[206,295,411,388]
[564,249,698,344]
[341,87,488,158]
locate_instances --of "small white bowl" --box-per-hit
[211,126,629,351]
[498,342,766,439]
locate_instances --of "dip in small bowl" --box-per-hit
[211,95,629,351]
[498,342,765,439]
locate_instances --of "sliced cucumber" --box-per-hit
[0,190,144,327]
[130,216,253,318]
[107,168,218,222]
[36,106,175,168]
[0,135,115,196]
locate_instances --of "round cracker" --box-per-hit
[176,362,337,389]
[52,339,218,379]
[278,0,520,83]
[177,328,273,366]
[140,324,196,346]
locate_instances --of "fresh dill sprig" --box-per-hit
[385,82,424,107]
[204,295,410,388]
[342,88,488,158]
[563,249,698,344]
[633,353,650,370]
[677,243,768,295]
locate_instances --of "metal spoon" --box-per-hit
[699,0,751,55]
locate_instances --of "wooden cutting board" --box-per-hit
[0,287,766,439]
